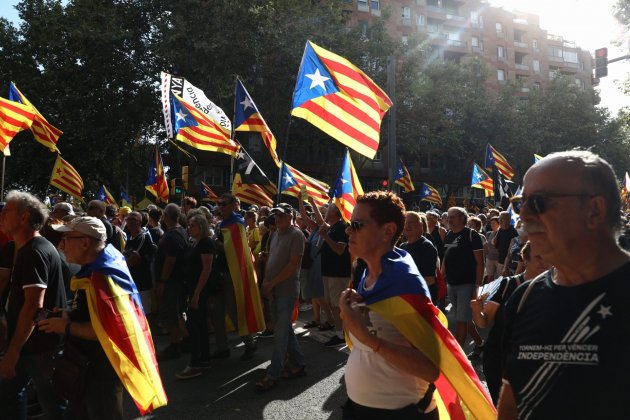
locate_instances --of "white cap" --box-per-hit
[52,216,107,242]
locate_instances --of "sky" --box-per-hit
[0,0,628,113]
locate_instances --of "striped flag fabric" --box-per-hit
[234,79,281,167]
[485,143,515,180]
[471,162,494,197]
[291,41,393,159]
[145,145,169,203]
[220,213,266,336]
[232,173,274,208]
[69,246,167,414]
[0,97,35,153]
[200,181,220,202]
[97,185,117,206]
[418,183,442,207]
[171,94,239,157]
[49,154,83,201]
[279,162,330,207]
[331,149,363,223]
[394,158,415,193]
[9,82,61,153]
[346,248,496,419]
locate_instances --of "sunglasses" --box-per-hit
[349,220,365,231]
[511,193,595,215]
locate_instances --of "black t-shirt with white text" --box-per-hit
[7,236,66,354]
[503,264,630,418]
[443,227,483,285]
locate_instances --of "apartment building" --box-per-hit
[344,0,594,92]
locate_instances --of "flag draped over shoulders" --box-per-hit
[351,248,496,420]
[220,213,265,336]
[70,245,167,415]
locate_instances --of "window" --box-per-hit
[497,69,506,81]
[402,36,408,45]
[357,0,368,11]
[471,36,479,47]
[563,50,578,63]
[534,82,541,89]
[359,20,368,37]
[497,45,505,58]
[371,0,380,10]
[470,11,479,23]
[532,60,540,72]
[496,22,503,35]
[548,46,563,58]
[532,39,538,49]
[417,15,426,26]
[402,6,411,19]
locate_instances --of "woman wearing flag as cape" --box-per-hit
[339,191,495,420]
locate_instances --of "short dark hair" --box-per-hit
[220,193,237,204]
[183,196,197,207]
[356,191,406,245]
[148,207,162,222]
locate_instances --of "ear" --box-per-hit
[383,221,397,241]
[585,196,607,229]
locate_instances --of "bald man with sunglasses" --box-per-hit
[498,151,630,419]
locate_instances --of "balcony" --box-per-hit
[447,39,467,48]
[564,61,579,69]
[427,5,446,15]
[515,63,530,71]
[548,55,564,63]
[514,41,528,48]
[446,13,466,22]
[472,46,483,53]
[513,18,529,25]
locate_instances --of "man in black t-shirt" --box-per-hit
[499,151,630,418]
[493,211,519,275]
[0,191,66,420]
[401,212,438,304]
[124,211,155,316]
[442,207,485,353]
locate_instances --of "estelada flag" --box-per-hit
[0,96,35,153]
[9,82,61,153]
[485,143,515,180]
[70,245,167,414]
[232,173,274,208]
[200,181,220,202]
[49,154,84,202]
[234,79,281,167]
[291,41,392,159]
[331,149,363,223]
[220,213,266,336]
[145,145,169,203]
[279,161,330,207]
[394,158,415,193]
[97,185,117,206]
[346,248,496,419]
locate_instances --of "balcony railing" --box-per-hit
[547,34,563,42]
[515,63,529,71]
[446,13,466,22]
[427,5,446,14]
[564,61,579,68]
[548,55,564,62]
[447,39,467,48]
[514,41,528,48]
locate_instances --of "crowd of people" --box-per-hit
[0,149,627,418]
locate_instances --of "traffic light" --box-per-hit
[182,166,189,191]
[595,48,608,78]
[174,178,184,195]
[170,178,176,195]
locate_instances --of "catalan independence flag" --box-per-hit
[220,213,266,336]
[234,79,281,167]
[0,97,35,153]
[200,181,220,202]
[348,248,496,419]
[485,143,514,180]
[97,185,117,206]
[394,158,415,193]
[291,41,393,159]
[50,154,84,202]
[9,82,61,153]
[70,245,167,414]
[171,94,239,157]
[331,149,363,223]
[232,173,274,208]
[471,162,494,197]
[418,183,442,207]
[279,162,330,207]
[145,145,169,203]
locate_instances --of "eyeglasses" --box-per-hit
[511,193,596,215]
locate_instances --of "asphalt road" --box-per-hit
[124,308,486,420]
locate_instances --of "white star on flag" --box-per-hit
[597,305,612,319]
[306,68,330,91]
[241,97,254,110]
[283,173,295,185]
[236,150,245,160]
[176,110,188,121]
[341,178,348,184]
[399,169,404,176]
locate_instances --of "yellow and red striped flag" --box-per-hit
[485,143,515,180]
[279,162,330,207]
[97,185,117,206]
[394,158,415,193]
[331,149,364,223]
[418,183,443,207]
[145,145,169,203]
[0,97,35,153]
[232,173,274,208]
[234,79,281,167]
[291,41,393,159]
[50,154,84,201]
[171,94,239,157]
[471,162,494,197]
[9,82,61,153]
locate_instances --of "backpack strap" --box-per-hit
[517,274,544,314]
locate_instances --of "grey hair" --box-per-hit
[163,203,181,222]
[544,150,621,232]
[449,206,468,224]
[188,214,210,238]
[6,190,49,231]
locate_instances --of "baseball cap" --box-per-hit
[52,216,107,242]
[53,202,75,216]
[270,203,293,215]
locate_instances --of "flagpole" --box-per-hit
[1,154,5,201]
[230,77,239,187]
